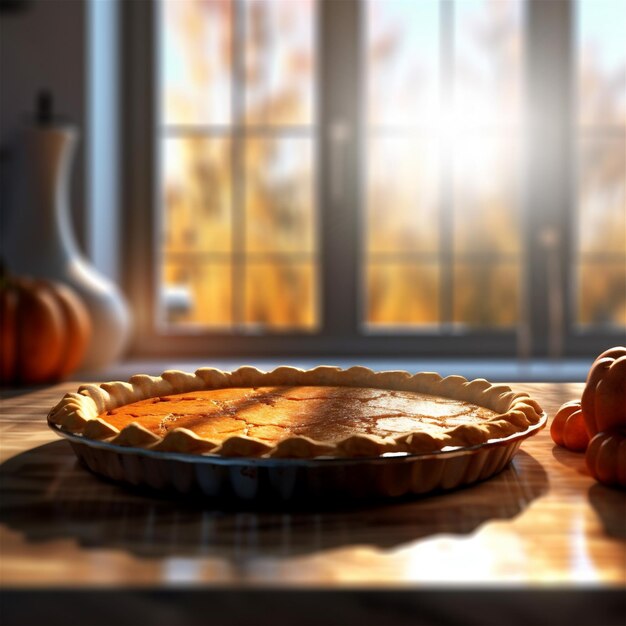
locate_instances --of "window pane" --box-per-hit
[364,1,524,331]
[245,138,315,254]
[160,0,232,125]
[453,135,520,255]
[366,262,440,328]
[245,262,317,330]
[578,135,626,255]
[577,0,626,127]
[244,0,315,126]
[366,136,440,255]
[454,0,523,127]
[162,137,232,254]
[578,261,626,327]
[161,261,232,327]
[453,262,518,328]
[576,2,626,331]
[367,0,440,127]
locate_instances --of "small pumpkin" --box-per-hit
[0,275,91,385]
[585,429,626,489]
[550,400,590,452]
[581,347,626,437]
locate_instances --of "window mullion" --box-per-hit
[525,0,574,357]
[232,0,245,328]
[318,0,362,339]
[440,0,454,329]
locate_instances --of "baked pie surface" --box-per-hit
[48,367,544,458]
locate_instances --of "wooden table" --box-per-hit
[1,382,624,625]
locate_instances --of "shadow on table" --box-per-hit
[550,444,588,474]
[588,482,626,541]
[0,440,548,559]
[0,385,52,400]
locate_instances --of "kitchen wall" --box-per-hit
[0,0,87,256]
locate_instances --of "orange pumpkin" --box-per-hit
[581,347,626,437]
[550,400,590,452]
[586,429,626,489]
[0,276,91,385]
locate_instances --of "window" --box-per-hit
[124,0,625,357]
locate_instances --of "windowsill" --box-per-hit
[85,356,592,384]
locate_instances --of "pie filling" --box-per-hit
[49,367,546,458]
[101,385,499,446]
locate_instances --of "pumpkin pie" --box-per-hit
[48,367,544,458]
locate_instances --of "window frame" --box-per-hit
[121,0,624,359]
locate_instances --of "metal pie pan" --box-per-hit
[50,414,547,503]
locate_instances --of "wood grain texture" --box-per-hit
[1,382,624,588]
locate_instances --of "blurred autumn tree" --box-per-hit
[162,0,315,329]
[577,0,625,326]
[160,0,625,332]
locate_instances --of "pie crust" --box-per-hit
[48,367,544,459]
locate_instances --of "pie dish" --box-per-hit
[49,366,543,460]
[48,367,547,501]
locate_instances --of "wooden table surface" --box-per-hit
[0,383,626,587]
[1,380,624,593]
